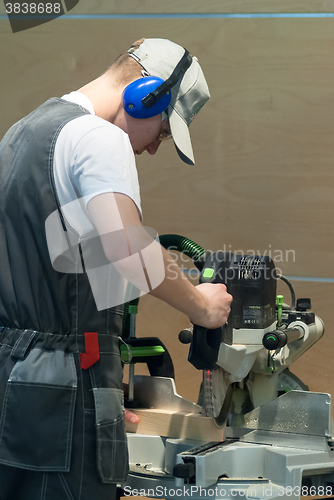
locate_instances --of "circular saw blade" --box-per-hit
[202,367,233,426]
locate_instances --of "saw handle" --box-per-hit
[262,327,303,350]
[188,324,222,370]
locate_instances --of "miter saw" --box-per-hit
[121,238,334,500]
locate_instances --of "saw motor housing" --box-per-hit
[201,252,277,330]
[188,252,277,370]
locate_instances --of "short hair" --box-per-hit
[108,39,145,86]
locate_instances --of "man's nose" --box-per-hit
[146,140,161,155]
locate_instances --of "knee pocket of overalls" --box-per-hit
[93,388,129,483]
[0,348,77,471]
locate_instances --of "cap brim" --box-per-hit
[168,106,195,165]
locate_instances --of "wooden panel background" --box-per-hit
[74,0,334,14]
[1,3,334,416]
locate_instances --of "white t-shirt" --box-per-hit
[53,91,142,236]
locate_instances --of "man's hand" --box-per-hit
[189,283,232,329]
[125,408,139,424]
[123,383,139,424]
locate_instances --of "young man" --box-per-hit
[0,38,232,499]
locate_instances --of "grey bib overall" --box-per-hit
[0,98,128,499]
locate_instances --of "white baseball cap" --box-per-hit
[128,38,210,165]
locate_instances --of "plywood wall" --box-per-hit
[0,1,333,405]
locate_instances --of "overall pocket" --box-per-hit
[93,387,129,483]
[0,348,77,471]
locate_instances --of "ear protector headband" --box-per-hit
[123,49,193,119]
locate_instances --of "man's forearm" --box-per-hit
[147,246,206,320]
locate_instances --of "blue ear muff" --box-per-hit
[123,76,172,119]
